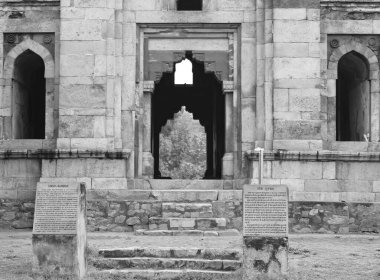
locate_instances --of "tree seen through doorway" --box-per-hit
[159,106,207,179]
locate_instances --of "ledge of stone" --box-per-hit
[0,149,132,159]
[246,150,380,162]
[0,0,60,7]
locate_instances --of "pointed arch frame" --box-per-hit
[327,41,380,142]
[2,38,55,139]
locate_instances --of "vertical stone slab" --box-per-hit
[32,182,87,279]
[243,185,288,280]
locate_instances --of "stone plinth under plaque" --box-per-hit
[242,185,289,280]
[32,182,87,279]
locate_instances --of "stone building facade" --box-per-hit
[0,0,379,233]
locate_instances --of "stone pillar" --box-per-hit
[32,182,87,279]
[222,81,234,179]
[242,185,288,280]
[142,81,155,178]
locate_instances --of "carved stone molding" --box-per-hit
[223,81,234,94]
[143,81,155,94]
[3,33,55,58]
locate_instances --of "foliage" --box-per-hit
[159,108,207,179]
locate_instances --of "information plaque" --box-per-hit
[243,185,288,236]
[33,183,80,235]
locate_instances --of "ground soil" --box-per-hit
[0,231,379,280]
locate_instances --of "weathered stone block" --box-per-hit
[289,88,320,112]
[60,84,106,109]
[274,20,320,43]
[305,180,339,192]
[336,162,380,181]
[274,58,320,79]
[60,54,95,76]
[61,20,104,41]
[243,237,288,280]
[274,120,321,140]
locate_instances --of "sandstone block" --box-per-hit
[304,180,339,192]
[322,162,336,179]
[86,159,126,178]
[274,120,321,140]
[59,116,95,138]
[218,190,242,201]
[274,89,289,112]
[323,20,373,34]
[280,179,304,192]
[60,54,95,77]
[289,88,320,112]
[336,162,380,181]
[273,8,307,20]
[274,20,320,42]
[273,161,301,179]
[274,58,320,79]
[339,181,372,193]
[273,140,323,151]
[340,192,375,203]
[300,162,323,179]
[61,20,104,41]
[373,182,380,192]
[92,178,127,190]
[292,192,321,201]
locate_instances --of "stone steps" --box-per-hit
[148,217,227,230]
[91,269,240,280]
[93,257,241,271]
[99,247,242,260]
[95,247,242,278]
[135,229,240,237]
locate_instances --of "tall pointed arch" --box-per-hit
[4,38,54,79]
[327,41,380,142]
[2,39,55,139]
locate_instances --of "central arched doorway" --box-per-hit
[152,54,225,179]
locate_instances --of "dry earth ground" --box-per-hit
[0,231,379,280]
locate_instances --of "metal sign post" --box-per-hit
[252,148,264,184]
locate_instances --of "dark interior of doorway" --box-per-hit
[152,53,225,179]
[13,49,45,139]
[177,0,203,11]
[336,51,370,141]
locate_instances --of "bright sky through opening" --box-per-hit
[174,59,193,85]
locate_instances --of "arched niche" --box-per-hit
[327,41,380,143]
[337,51,370,141]
[2,39,55,140]
[12,50,46,139]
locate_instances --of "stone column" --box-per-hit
[222,81,234,179]
[142,81,155,178]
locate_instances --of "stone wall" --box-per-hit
[1,199,378,234]
[0,159,41,201]
[248,155,380,204]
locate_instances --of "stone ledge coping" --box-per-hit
[321,0,380,4]
[0,149,131,159]
[87,189,380,203]
[246,150,380,162]
[0,0,60,6]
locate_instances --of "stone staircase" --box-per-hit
[133,189,242,236]
[92,247,242,279]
